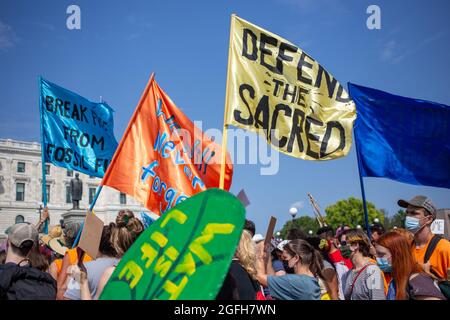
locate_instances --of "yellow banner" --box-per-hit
[225,15,356,160]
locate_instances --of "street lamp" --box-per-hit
[289,207,298,221]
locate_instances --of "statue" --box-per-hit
[70,173,83,210]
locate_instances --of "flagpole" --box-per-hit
[219,14,235,189]
[354,129,371,240]
[38,76,48,234]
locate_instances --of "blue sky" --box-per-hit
[1,0,449,234]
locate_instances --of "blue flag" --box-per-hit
[39,77,118,178]
[349,83,450,189]
[139,211,155,229]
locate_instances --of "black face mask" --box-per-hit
[282,260,295,274]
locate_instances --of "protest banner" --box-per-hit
[39,77,118,178]
[99,188,246,300]
[349,83,450,189]
[100,74,233,216]
[220,14,356,181]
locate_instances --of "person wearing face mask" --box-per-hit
[341,229,386,300]
[276,240,292,274]
[255,239,322,300]
[398,196,450,282]
[375,231,446,300]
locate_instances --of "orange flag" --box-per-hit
[102,74,233,215]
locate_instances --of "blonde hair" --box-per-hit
[110,210,144,257]
[235,230,257,280]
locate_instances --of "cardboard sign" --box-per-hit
[264,216,277,248]
[99,188,246,300]
[78,210,104,259]
[431,219,445,235]
[236,189,250,207]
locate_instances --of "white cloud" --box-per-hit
[0,20,19,50]
[290,201,304,209]
[381,32,445,64]
[381,40,397,62]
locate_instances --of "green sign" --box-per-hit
[99,188,246,300]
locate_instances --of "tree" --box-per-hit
[324,197,384,229]
[279,216,320,238]
[385,209,406,230]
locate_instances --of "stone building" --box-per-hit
[0,138,158,239]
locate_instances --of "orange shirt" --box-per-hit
[55,258,63,275]
[413,237,450,280]
[67,248,92,265]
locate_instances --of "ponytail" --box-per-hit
[309,248,324,280]
[285,239,325,279]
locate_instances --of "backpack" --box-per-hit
[0,263,57,300]
[423,235,450,299]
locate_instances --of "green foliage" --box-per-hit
[324,197,384,229]
[385,209,406,230]
[279,216,320,238]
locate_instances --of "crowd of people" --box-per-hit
[0,195,449,300]
[217,195,450,300]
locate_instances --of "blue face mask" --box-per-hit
[404,216,421,232]
[376,257,392,273]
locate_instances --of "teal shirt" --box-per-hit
[267,274,321,300]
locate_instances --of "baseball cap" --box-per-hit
[398,195,437,217]
[252,234,264,243]
[6,223,38,248]
[277,240,291,251]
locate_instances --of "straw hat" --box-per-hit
[41,234,53,246]
[48,238,68,256]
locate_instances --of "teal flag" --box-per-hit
[39,77,118,177]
